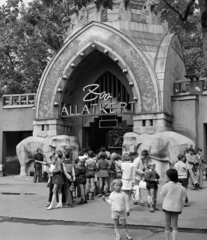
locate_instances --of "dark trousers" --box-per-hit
[33,164,42,183]
[64,179,73,205]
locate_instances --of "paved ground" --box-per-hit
[0,222,207,240]
[0,176,207,240]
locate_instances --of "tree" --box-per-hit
[159,0,207,77]
[0,0,74,96]
[198,0,207,71]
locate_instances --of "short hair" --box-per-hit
[166,169,178,183]
[100,152,107,159]
[79,151,84,156]
[114,154,121,160]
[100,147,106,152]
[147,162,155,168]
[88,150,94,158]
[129,152,138,157]
[141,150,149,157]
[83,148,88,154]
[177,154,184,160]
[110,179,123,191]
[37,148,41,152]
[56,150,63,159]
[122,153,129,162]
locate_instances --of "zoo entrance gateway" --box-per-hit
[60,84,135,117]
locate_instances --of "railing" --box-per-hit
[2,94,36,107]
[173,78,207,96]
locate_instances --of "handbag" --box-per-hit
[139,180,147,190]
[70,182,75,192]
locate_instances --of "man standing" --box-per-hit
[174,154,189,206]
[33,148,44,183]
[185,148,199,190]
[133,150,151,205]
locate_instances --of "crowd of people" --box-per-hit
[33,146,206,240]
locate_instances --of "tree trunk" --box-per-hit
[198,0,207,71]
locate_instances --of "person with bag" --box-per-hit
[85,150,97,200]
[62,148,75,208]
[133,150,151,206]
[47,151,64,210]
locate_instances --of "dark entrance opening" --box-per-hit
[3,131,32,175]
[85,116,132,155]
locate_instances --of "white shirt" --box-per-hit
[174,161,187,179]
[121,162,133,180]
[106,191,130,212]
[133,156,151,181]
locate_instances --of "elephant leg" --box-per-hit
[16,146,28,177]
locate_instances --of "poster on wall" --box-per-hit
[108,122,132,149]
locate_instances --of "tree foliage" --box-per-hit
[159,0,207,77]
[0,0,73,96]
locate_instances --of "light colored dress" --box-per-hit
[121,161,133,190]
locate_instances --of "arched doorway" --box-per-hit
[60,50,134,150]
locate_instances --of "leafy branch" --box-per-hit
[162,0,196,22]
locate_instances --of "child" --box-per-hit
[121,153,134,196]
[75,156,87,204]
[145,162,160,212]
[102,179,133,240]
[161,169,186,240]
[97,152,110,196]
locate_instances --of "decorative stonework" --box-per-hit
[65,0,164,36]
[119,0,131,20]
[140,0,160,24]
[36,23,160,119]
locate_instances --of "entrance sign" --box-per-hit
[83,84,113,102]
[60,84,135,117]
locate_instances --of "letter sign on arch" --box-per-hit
[83,84,113,102]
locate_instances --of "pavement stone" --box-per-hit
[0,176,207,231]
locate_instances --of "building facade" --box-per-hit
[0,0,207,176]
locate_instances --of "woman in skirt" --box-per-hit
[47,151,64,210]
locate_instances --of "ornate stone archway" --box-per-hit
[34,21,162,137]
[36,22,161,119]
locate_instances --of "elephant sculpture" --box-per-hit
[16,135,79,177]
[123,131,195,178]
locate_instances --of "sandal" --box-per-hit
[140,203,146,206]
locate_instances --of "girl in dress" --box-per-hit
[161,169,186,240]
[47,151,64,210]
[121,153,133,196]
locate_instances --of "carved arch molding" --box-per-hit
[35,22,161,120]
